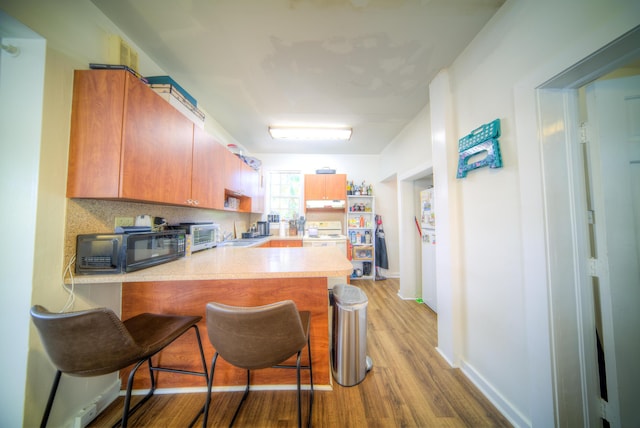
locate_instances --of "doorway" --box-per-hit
[397,165,433,301]
[580,73,640,428]
[538,27,640,427]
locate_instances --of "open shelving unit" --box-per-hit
[347,195,375,280]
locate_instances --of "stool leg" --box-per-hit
[229,370,250,427]
[192,325,209,381]
[296,351,302,428]
[307,337,314,428]
[115,358,151,428]
[40,370,62,428]
[202,352,219,428]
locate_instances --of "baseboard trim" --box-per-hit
[125,383,332,396]
[460,361,530,428]
[96,380,121,415]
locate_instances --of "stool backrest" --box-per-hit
[205,300,307,370]
[30,305,143,376]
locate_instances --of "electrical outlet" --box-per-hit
[114,217,134,228]
[74,403,97,428]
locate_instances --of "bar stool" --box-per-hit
[30,305,208,428]
[199,300,314,427]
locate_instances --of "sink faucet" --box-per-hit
[222,231,234,242]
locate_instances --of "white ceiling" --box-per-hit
[91,0,504,155]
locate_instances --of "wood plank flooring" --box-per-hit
[88,278,511,427]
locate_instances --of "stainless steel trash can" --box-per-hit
[331,284,371,386]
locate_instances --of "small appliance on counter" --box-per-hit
[267,213,280,236]
[257,221,270,237]
[75,230,186,274]
[242,223,260,239]
[171,223,220,253]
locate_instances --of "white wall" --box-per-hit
[0,1,172,426]
[441,0,640,426]
[379,105,432,296]
[0,13,46,427]
[375,1,640,426]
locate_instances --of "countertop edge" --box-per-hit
[69,246,352,284]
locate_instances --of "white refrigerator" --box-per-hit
[420,188,437,312]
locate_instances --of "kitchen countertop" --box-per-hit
[70,245,352,284]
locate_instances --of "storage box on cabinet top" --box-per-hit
[145,76,197,107]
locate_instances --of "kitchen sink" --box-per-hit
[217,238,265,247]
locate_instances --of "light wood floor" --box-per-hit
[88,278,511,427]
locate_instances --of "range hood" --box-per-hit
[305,200,346,210]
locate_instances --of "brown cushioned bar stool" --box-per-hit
[30,305,208,428]
[198,300,314,427]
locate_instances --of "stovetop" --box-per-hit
[303,233,347,240]
[303,220,346,240]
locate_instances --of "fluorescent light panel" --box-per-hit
[269,126,352,141]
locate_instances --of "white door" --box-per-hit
[421,229,437,311]
[584,74,640,428]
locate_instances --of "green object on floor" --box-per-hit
[416,298,423,303]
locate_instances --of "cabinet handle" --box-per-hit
[192,200,199,205]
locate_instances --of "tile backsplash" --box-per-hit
[64,198,253,262]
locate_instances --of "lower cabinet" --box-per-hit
[268,239,303,248]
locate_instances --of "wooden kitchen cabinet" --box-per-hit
[67,69,263,212]
[223,149,243,196]
[192,126,226,209]
[67,70,194,205]
[304,174,347,200]
[248,169,264,213]
[221,148,264,213]
[269,239,303,248]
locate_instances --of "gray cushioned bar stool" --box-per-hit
[30,305,208,428]
[198,300,313,427]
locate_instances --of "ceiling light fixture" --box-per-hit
[268,126,352,141]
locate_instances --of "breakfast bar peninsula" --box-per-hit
[72,245,352,390]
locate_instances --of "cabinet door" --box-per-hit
[67,70,126,198]
[223,149,243,194]
[120,73,193,204]
[324,174,347,200]
[270,240,303,247]
[250,171,265,213]
[304,174,326,199]
[192,127,226,209]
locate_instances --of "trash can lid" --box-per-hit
[332,284,368,306]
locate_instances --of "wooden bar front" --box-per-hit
[121,276,330,389]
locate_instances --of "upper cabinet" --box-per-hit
[304,174,347,200]
[67,70,193,205]
[192,126,226,210]
[221,149,263,213]
[66,70,263,213]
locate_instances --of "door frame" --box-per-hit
[517,26,640,427]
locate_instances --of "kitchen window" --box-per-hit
[267,171,302,220]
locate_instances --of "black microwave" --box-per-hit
[75,230,186,274]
